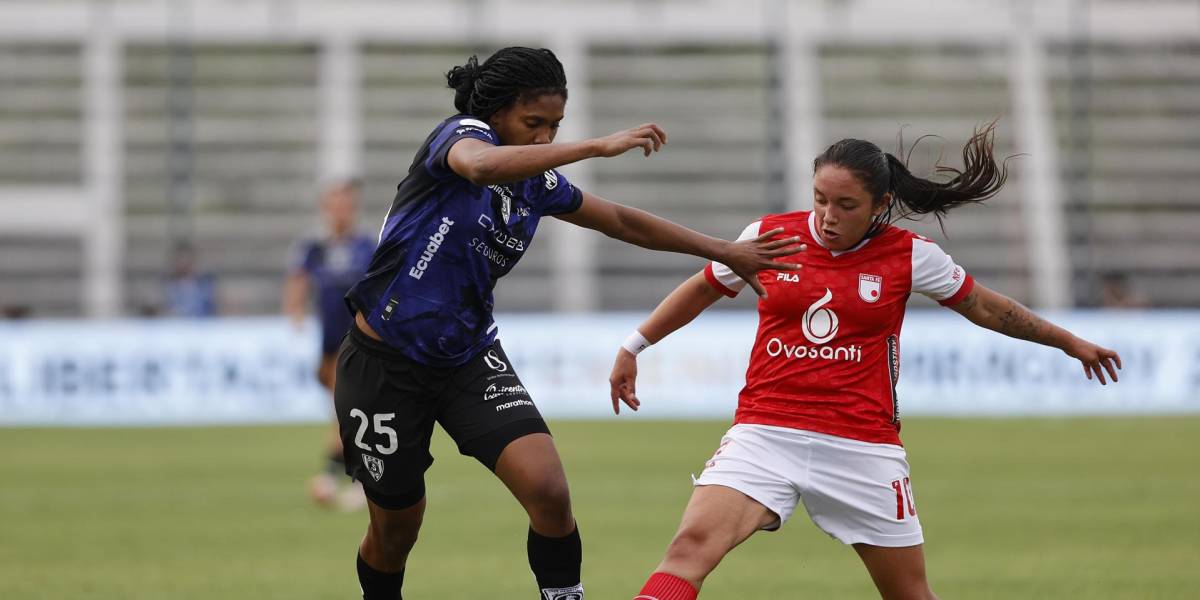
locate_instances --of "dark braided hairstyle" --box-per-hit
[445,47,568,121]
[814,121,1012,237]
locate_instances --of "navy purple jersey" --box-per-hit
[289,232,376,354]
[345,115,583,367]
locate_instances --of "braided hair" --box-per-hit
[445,47,568,121]
[814,121,1012,237]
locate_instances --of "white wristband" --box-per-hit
[621,330,652,356]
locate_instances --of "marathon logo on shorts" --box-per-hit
[362,455,385,482]
[408,217,455,280]
[541,584,583,600]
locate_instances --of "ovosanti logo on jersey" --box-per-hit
[764,288,862,363]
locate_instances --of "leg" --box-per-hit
[853,543,938,600]
[334,327,442,599]
[494,432,585,598]
[494,432,575,536]
[309,353,344,507]
[440,340,584,597]
[652,484,778,590]
[360,496,427,572]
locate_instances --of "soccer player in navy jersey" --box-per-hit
[335,47,801,600]
[284,179,377,509]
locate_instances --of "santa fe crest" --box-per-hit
[859,273,883,303]
[362,454,385,482]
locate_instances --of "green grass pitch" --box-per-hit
[1,417,1197,599]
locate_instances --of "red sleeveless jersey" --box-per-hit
[704,211,974,446]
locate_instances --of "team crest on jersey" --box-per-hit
[859,273,883,303]
[543,170,558,190]
[362,455,384,482]
[488,184,514,224]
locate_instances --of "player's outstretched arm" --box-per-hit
[447,123,667,185]
[558,192,801,297]
[609,272,724,414]
[282,271,309,330]
[949,283,1123,384]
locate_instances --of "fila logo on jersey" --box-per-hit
[776,272,800,283]
[859,273,883,303]
[362,455,385,482]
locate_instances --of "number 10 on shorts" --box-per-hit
[891,477,917,520]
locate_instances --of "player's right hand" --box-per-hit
[609,348,641,414]
[723,228,806,298]
[593,123,668,158]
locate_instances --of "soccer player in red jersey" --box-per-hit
[613,124,1122,600]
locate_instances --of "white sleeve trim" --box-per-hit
[911,237,968,301]
[709,221,762,292]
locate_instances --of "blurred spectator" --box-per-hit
[163,243,218,317]
[1098,271,1147,309]
[1,305,31,320]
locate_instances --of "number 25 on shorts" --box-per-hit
[349,408,399,455]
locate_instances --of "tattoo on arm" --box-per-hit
[995,297,1051,343]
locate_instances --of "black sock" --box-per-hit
[527,525,583,597]
[357,553,404,600]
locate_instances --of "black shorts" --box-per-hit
[333,323,549,509]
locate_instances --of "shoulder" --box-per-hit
[441,115,498,143]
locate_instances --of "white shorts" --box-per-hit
[693,423,924,547]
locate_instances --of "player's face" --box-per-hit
[323,186,358,234]
[488,92,565,146]
[812,165,887,251]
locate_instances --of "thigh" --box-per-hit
[692,425,805,530]
[853,543,934,600]
[437,340,550,470]
[800,434,924,548]
[334,335,439,508]
[678,484,780,548]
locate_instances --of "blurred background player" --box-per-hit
[283,178,376,510]
[163,242,218,318]
[612,124,1123,600]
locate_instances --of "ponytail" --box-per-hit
[884,121,1010,225]
[815,121,1012,235]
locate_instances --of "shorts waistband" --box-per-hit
[347,320,414,363]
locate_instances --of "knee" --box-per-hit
[664,526,725,568]
[370,512,423,558]
[522,475,573,527]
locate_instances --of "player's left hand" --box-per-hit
[1064,337,1122,385]
[609,348,640,414]
[721,228,806,298]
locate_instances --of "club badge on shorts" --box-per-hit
[859,273,883,303]
[362,455,385,482]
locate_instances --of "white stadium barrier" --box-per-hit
[1,311,1196,426]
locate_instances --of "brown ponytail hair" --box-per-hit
[814,121,1012,236]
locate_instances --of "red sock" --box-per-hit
[635,572,698,600]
